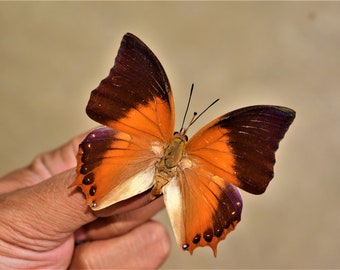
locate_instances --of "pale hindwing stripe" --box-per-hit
[95,164,156,210]
[163,176,185,247]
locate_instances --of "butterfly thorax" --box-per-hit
[150,133,186,200]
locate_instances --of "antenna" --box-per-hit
[186,98,219,130]
[180,83,194,132]
[179,84,220,135]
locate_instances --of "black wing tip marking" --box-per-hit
[215,105,296,195]
[86,32,172,126]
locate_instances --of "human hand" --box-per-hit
[0,134,170,269]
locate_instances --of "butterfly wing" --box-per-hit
[86,33,175,143]
[164,105,295,254]
[71,33,175,210]
[163,165,243,256]
[71,127,162,210]
[186,105,296,194]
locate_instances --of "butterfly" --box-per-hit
[70,33,295,256]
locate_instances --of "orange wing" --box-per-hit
[71,33,175,209]
[86,32,175,143]
[186,105,296,194]
[71,127,163,210]
[163,105,295,255]
[163,165,242,256]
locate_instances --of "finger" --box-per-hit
[27,133,84,179]
[0,169,95,249]
[0,133,85,193]
[0,131,163,251]
[70,220,171,269]
[76,196,165,242]
[1,167,159,250]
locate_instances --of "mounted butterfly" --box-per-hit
[70,33,295,256]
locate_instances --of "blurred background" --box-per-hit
[1,2,339,268]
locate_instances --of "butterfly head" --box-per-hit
[173,130,189,142]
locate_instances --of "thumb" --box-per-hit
[0,133,156,251]
[0,168,96,250]
[0,134,97,251]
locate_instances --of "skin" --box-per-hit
[0,134,170,269]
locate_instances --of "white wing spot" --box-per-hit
[151,141,164,157]
[179,158,192,170]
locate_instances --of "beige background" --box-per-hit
[1,2,339,269]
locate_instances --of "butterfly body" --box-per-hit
[151,133,186,200]
[71,33,296,255]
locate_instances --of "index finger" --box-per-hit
[0,133,84,193]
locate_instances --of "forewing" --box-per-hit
[163,164,243,256]
[186,105,296,194]
[71,127,161,210]
[72,33,175,210]
[86,33,175,143]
